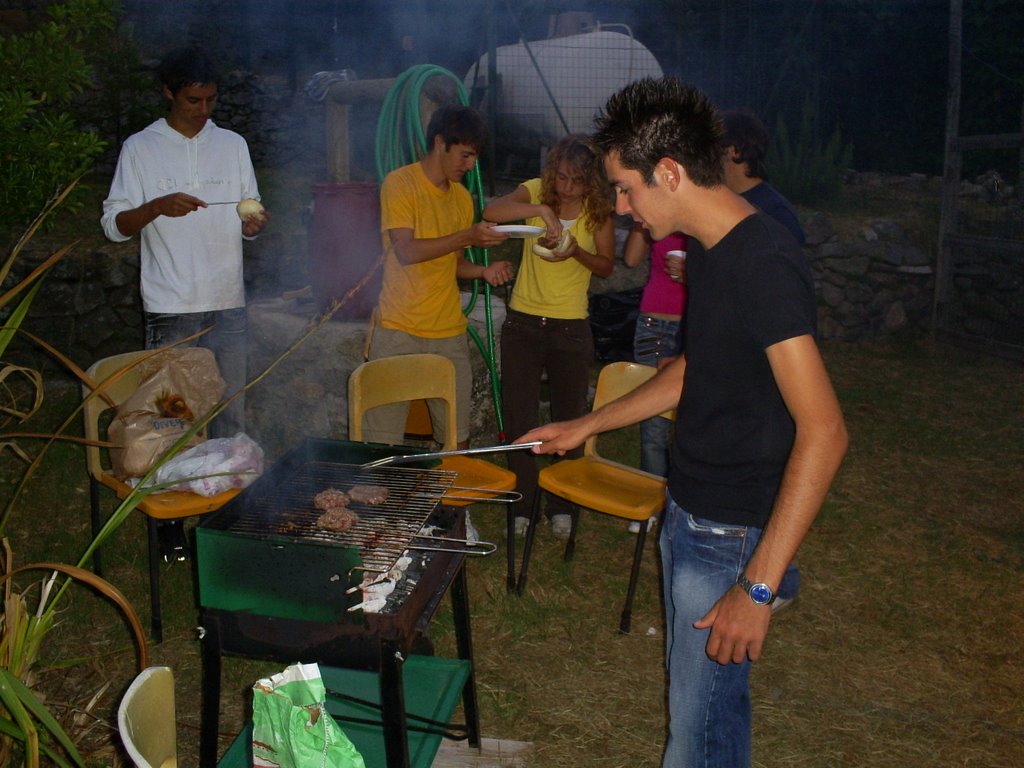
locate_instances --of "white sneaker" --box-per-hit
[550,514,572,540]
[514,517,530,537]
[627,516,657,534]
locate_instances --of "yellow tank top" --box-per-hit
[508,177,597,319]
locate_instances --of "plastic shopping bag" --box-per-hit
[252,662,365,768]
[133,432,264,497]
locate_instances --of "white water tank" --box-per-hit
[465,29,663,150]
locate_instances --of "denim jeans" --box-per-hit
[659,494,761,768]
[144,308,247,438]
[633,315,681,477]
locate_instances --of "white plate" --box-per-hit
[493,224,545,238]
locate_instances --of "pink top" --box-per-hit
[639,232,688,316]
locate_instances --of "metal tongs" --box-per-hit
[361,441,542,469]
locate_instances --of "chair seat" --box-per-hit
[538,457,666,522]
[99,471,241,520]
[438,456,516,505]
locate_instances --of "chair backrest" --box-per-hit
[585,361,676,459]
[118,666,177,768]
[82,351,150,480]
[348,353,458,450]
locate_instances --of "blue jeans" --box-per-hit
[144,308,247,439]
[659,495,761,768]
[633,315,681,477]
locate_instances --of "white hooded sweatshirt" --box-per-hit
[101,118,260,314]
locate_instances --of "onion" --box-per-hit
[236,198,265,222]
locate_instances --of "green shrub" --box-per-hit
[0,0,128,231]
[770,98,854,205]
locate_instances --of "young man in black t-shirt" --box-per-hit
[516,78,848,768]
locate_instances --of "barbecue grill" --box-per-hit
[196,438,493,767]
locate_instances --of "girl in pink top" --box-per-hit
[623,226,687,495]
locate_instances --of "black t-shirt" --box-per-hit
[667,213,817,528]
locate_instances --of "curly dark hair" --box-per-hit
[539,134,613,228]
[722,108,770,181]
[593,77,724,189]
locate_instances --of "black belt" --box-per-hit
[507,308,588,327]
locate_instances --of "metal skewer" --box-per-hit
[361,441,543,469]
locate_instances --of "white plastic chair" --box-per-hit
[118,666,177,768]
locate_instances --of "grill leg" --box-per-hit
[199,612,223,767]
[380,639,410,768]
[451,563,481,748]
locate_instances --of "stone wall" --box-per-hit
[806,211,934,340]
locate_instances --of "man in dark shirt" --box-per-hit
[722,108,806,246]
[517,78,848,768]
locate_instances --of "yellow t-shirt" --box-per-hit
[377,162,472,338]
[508,178,597,319]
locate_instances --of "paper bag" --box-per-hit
[252,662,365,768]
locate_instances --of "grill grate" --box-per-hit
[205,461,458,575]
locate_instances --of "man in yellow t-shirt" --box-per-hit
[366,105,514,448]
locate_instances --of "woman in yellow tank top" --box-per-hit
[483,135,616,539]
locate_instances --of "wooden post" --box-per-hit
[324,77,458,182]
[326,100,351,182]
[932,0,963,338]
[1018,94,1024,202]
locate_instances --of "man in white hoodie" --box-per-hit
[101,45,268,442]
[102,45,267,562]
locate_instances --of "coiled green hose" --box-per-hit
[374,64,507,438]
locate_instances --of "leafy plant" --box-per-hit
[770,97,854,205]
[0,544,148,768]
[0,0,123,230]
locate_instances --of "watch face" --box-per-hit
[750,583,773,605]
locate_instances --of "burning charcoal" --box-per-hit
[313,488,350,510]
[315,507,360,532]
[347,484,389,505]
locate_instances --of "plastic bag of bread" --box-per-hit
[108,347,226,479]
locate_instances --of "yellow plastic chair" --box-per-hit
[348,353,519,583]
[517,361,675,633]
[118,666,177,768]
[82,350,241,643]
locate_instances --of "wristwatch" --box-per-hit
[737,575,776,606]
